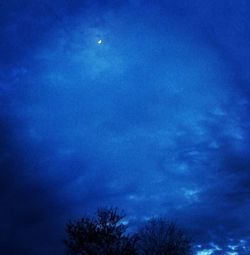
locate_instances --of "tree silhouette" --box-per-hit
[136,218,192,255]
[64,208,193,255]
[64,207,137,255]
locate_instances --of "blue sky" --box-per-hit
[0,1,250,254]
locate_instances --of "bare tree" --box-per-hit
[136,218,192,255]
[64,207,137,255]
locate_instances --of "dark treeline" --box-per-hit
[64,207,192,255]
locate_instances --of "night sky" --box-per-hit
[1,1,250,254]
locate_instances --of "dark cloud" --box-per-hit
[0,118,60,254]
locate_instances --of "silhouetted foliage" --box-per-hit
[136,218,192,255]
[64,208,192,255]
[64,207,137,255]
